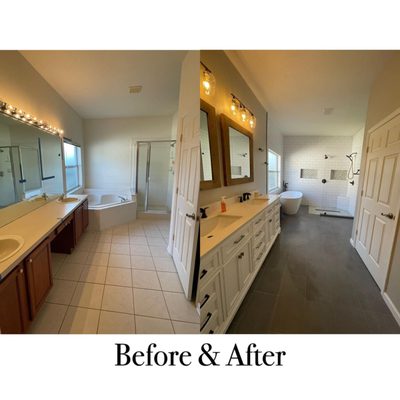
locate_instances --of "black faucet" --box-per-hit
[283,181,288,191]
[199,207,209,219]
[242,192,251,201]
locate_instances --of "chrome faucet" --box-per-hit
[42,192,48,200]
[118,196,127,202]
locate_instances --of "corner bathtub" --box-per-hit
[83,189,137,231]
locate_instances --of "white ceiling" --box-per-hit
[226,50,396,136]
[20,50,186,119]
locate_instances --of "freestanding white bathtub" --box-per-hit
[83,189,137,231]
[280,191,303,215]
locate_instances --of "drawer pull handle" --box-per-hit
[255,230,262,237]
[234,234,245,244]
[200,294,210,309]
[256,253,263,261]
[238,252,244,259]
[200,269,208,279]
[256,242,262,250]
[255,218,262,225]
[269,219,272,223]
[201,312,212,331]
[209,330,214,334]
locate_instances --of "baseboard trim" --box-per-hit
[382,292,400,327]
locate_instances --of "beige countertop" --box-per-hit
[200,194,280,258]
[0,195,88,281]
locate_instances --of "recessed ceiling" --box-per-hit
[20,50,186,119]
[226,50,396,136]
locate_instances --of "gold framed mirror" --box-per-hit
[200,99,221,190]
[220,114,254,186]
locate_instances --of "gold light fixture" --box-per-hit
[200,62,216,96]
[229,94,256,130]
[249,113,256,129]
[0,99,64,136]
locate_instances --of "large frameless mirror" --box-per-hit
[0,113,64,227]
[220,114,254,186]
[200,99,221,190]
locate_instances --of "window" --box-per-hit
[268,149,281,192]
[64,141,82,192]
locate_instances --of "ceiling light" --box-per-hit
[129,85,143,94]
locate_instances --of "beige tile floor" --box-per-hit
[28,218,199,334]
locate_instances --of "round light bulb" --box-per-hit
[240,107,248,122]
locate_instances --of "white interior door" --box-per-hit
[172,111,200,299]
[355,112,400,290]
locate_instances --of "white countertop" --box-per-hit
[200,194,280,258]
[0,195,88,281]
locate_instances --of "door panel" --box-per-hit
[172,111,200,298]
[365,157,378,199]
[378,154,398,204]
[356,112,400,290]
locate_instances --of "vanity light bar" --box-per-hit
[230,94,256,129]
[0,99,64,136]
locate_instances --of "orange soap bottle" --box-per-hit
[220,196,227,213]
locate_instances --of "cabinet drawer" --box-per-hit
[253,233,265,252]
[254,242,266,263]
[253,223,265,246]
[199,248,220,286]
[221,224,251,263]
[198,273,223,327]
[200,309,220,334]
[252,213,265,233]
[56,214,73,235]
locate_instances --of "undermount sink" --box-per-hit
[57,197,79,203]
[200,214,242,238]
[0,235,25,263]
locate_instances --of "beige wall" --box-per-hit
[83,116,175,191]
[0,51,84,147]
[199,50,268,206]
[352,53,400,314]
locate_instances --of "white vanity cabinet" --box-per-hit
[199,198,281,333]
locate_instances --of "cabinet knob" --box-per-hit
[29,258,33,263]
[19,268,23,274]
[269,219,272,223]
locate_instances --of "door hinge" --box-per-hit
[356,229,358,235]
[172,234,175,241]
[180,133,183,143]
[176,187,178,194]
[366,146,369,153]
[361,189,364,196]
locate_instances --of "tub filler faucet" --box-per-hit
[118,196,128,202]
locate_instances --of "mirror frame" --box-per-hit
[200,99,221,190]
[220,114,254,186]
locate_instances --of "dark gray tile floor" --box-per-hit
[228,206,400,334]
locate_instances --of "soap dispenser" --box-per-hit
[220,196,227,213]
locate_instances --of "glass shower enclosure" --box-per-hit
[135,140,176,213]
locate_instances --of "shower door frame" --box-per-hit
[135,139,176,213]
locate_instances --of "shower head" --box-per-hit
[346,152,357,160]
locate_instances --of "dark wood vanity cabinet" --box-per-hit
[82,199,89,230]
[74,203,83,244]
[74,199,89,244]
[0,264,30,334]
[25,238,53,319]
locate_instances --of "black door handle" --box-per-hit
[381,212,395,220]
[322,179,327,184]
[186,212,196,220]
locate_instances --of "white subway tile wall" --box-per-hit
[283,136,354,210]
